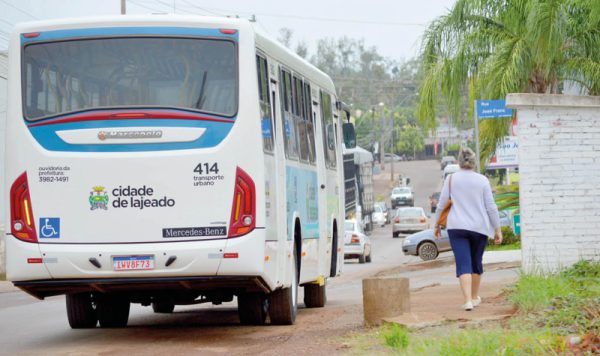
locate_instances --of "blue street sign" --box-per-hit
[513,214,520,235]
[476,100,513,119]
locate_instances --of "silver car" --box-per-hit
[344,220,372,264]
[402,229,451,261]
[392,207,429,237]
[390,186,414,208]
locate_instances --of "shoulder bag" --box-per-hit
[436,175,452,229]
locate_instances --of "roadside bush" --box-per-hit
[487,226,520,248]
[500,226,519,245]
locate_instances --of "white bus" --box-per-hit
[4,15,348,328]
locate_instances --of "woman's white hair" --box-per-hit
[458,147,476,170]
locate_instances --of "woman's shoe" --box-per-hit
[472,296,482,307]
[462,301,473,311]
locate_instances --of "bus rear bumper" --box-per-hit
[6,229,272,298]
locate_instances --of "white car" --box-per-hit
[372,204,387,227]
[390,186,414,208]
[344,220,372,264]
[384,153,403,162]
[392,207,430,237]
[443,164,460,180]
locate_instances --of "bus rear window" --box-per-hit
[22,37,237,120]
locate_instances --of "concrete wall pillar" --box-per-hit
[0,225,5,278]
[362,277,409,326]
[507,94,600,273]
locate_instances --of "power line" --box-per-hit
[0,0,39,20]
[179,0,226,17]
[164,2,206,16]
[255,13,425,27]
[0,18,15,27]
[154,0,176,13]
[171,3,426,27]
[128,0,168,14]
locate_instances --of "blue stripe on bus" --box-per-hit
[21,26,239,44]
[29,118,234,152]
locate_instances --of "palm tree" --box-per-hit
[417,0,600,166]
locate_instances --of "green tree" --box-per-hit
[417,0,600,167]
[395,126,425,159]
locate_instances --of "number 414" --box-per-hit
[194,162,219,175]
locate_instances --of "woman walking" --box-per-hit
[434,148,503,310]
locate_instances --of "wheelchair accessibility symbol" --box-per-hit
[39,218,60,238]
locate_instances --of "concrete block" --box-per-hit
[362,277,409,326]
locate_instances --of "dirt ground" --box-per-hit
[215,261,519,356]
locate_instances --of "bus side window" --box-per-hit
[293,75,309,163]
[280,69,298,159]
[256,55,273,153]
[305,82,316,164]
[320,90,337,169]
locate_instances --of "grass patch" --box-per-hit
[508,260,600,335]
[486,242,520,251]
[417,328,558,355]
[382,323,409,350]
[376,260,600,354]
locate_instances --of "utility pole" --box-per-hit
[390,118,395,182]
[121,0,126,15]
[379,102,385,170]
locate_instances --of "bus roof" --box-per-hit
[12,14,249,33]
[11,15,337,95]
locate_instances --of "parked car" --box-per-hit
[402,228,451,261]
[373,202,390,226]
[499,210,511,227]
[443,164,460,180]
[440,155,456,170]
[344,220,372,264]
[429,192,441,213]
[384,153,403,162]
[392,207,429,237]
[390,186,414,208]
[372,204,386,227]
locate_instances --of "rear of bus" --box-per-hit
[5,17,272,322]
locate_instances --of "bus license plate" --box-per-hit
[113,255,154,271]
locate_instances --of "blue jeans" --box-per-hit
[448,229,488,277]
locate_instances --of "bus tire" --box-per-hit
[66,293,97,329]
[97,296,130,328]
[152,301,175,314]
[238,293,268,325]
[303,283,326,308]
[269,251,298,325]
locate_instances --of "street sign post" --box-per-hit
[474,99,514,172]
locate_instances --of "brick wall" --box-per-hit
[507,94,600,273]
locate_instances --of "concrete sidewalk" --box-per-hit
[384,250,522,328]
[483,250,521,264]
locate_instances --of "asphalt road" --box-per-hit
[0,160,449,355]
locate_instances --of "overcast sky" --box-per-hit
[0,0,456,60]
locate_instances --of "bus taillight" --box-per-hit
[228,167,256,238]
[10,173,38,243]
